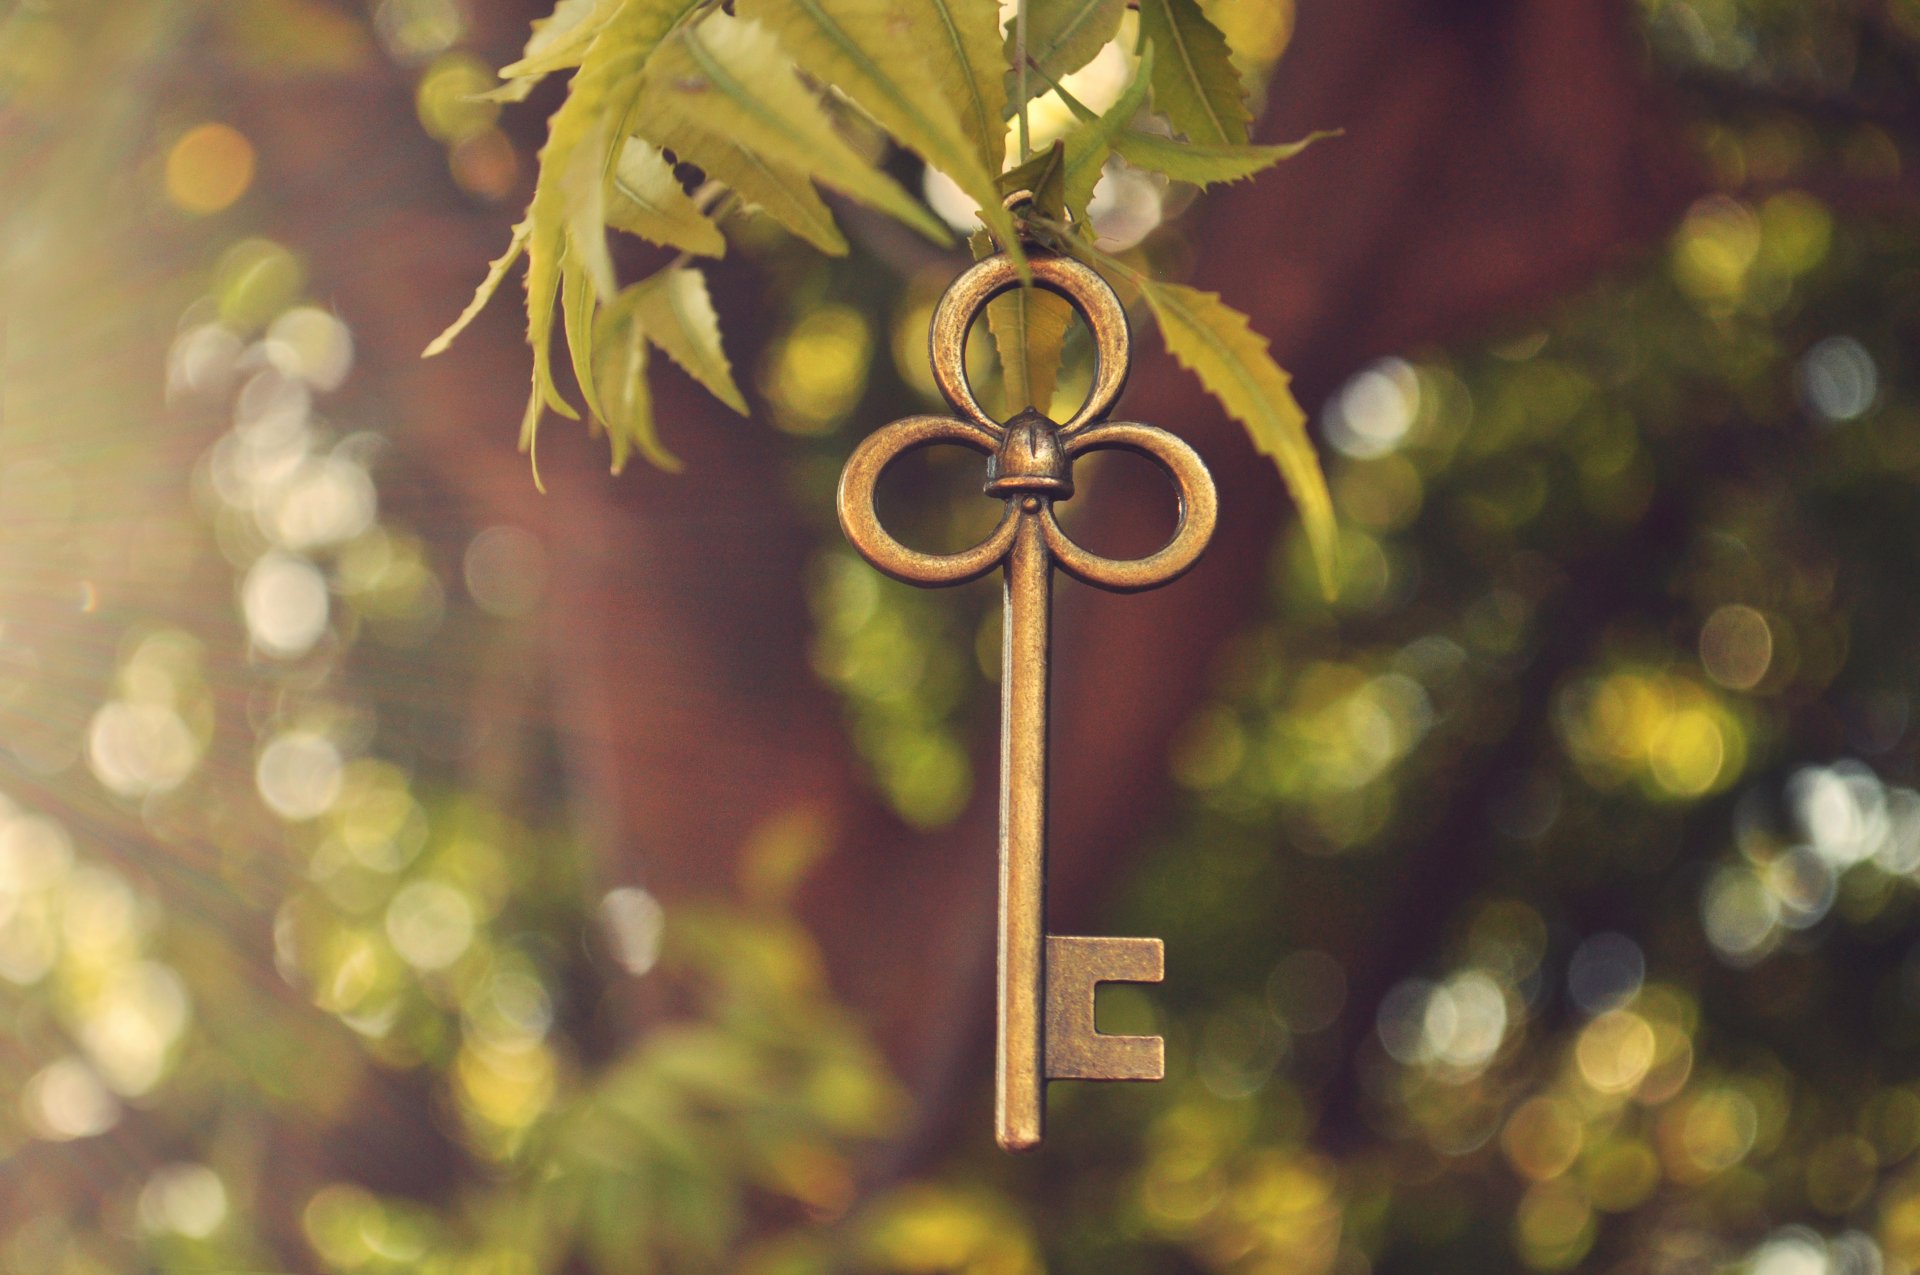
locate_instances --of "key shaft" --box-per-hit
[997,506,1051,1151]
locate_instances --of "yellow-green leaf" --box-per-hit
[1197,0,1295,69]
[997,138,1067,210]
[523,0,703,443]
[594,288,677,473]
[636,14,949,246]
[1139,278,1336,593]
[627,266,747,415]
[502,0,622,80]
[977,231,1075,416]
[897,0,1009,174]
[562,251,606,424]
[564,113,619,300]
[478,78,540,105]
[519,380,543,463]
[734,0,1015,261]
[608,140,725,257]
[977,152,1071,416]
[424,221,528,358]
[1112,127,1339,187]
[695,142,850,255]
[1020,41,1152,219]
[1006,0,1123,112]
[1060,41,1151,217]
[1136,0,1248,145]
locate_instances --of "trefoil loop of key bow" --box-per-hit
[836,249,1218,1151]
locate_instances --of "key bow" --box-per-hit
[837,253,1218,593]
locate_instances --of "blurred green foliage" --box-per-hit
[7,1,1920,1273]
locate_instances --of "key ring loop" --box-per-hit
[929,254,1130,436]
[1040,422,1218,593]
[837,415,1021,587]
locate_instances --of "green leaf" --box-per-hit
[1135,0,1249,145]
[502,0,623,80]
[996,139,1067,211]
[477,77,540,105]
[1062,240,1332,590]
[1006,0,1123,112]
[519,379,544,466]
[564,112,619,301]
[1111,127,1339,187]
[562,251,606,424]
[523,0,704,445]
[1059,40,1152,218]
[636,13,950,246]
[695,142,850,255]
[897,0,1009,174]
[977,230,1075,416]
[981,149,1071,416]
[423,221,528,358]
[593,287,677,473]
[734,0,1016,264]
[608,140,726,257]
[1019,41,1152,220]
[1137,276,1335,593]
[626,266,747,415]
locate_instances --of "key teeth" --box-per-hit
[1044,935,1165,1082]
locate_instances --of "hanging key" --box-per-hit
[837,250,1217,1151]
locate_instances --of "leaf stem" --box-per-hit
[1015,0,1031,163]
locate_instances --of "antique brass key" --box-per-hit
[837,251,1217,1150]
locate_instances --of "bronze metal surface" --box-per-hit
[837,250,1216,1151]
[1045,935,1165,1081]
[927,253,1130,436]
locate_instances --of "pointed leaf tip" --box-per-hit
[629,266,748,417]
[1138,278,1338,597]
[1136,0,1250,146]
[423,223,529,358]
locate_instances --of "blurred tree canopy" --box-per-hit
[6,0,1920,1273]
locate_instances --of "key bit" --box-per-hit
[1045,935,1165,1082]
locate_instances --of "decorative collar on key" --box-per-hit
[836,250,1218,593]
